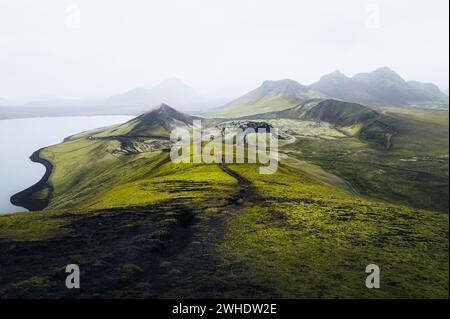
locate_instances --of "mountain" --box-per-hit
[90,103,201,138]
[310,67,449,108]
[212,79,325,117]
[407,81,449,102]
[104,78,203,113]
[0,79,205,119]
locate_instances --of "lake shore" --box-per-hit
[0,115,134,213]
[10,149,53,211]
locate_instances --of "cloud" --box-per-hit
[0,0,448,99]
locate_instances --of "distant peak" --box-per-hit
[332,70,347,76]
[262,79,299,86]
[352,67,405,83]
[374,66,393,72]
[260,79,307,92]
[371,67,402,78]
[322,70,348,79]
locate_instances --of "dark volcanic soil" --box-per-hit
[0,164,260,298]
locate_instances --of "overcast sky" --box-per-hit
[0,0,448,100]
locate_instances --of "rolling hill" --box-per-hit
[87,103,201,138]
[244,98,398,148]
[310,67,449,108]
[212,79,325,117]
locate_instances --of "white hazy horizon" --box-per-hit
[0,0,448,101]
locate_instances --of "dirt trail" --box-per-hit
[218,163,251,185]
[218,162,260,207]
[144,163,259,297]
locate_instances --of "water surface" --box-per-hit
[0,116,133,214]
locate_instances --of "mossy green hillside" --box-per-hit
[1,106,448,298]
[280,108,449,212]
[1,159,447,298]
[215,163,449,298]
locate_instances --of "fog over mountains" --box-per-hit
[214,67,448,117]
[0,67,448,120]
[310,67,449,107]
[104,78,204,113]
[0,78,210,119]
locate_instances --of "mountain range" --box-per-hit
[0,79,208,119]
[0,68,448,120]
[214,67,448,118]
[310,67,449,107]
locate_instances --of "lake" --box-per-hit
[0,115,134,214]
